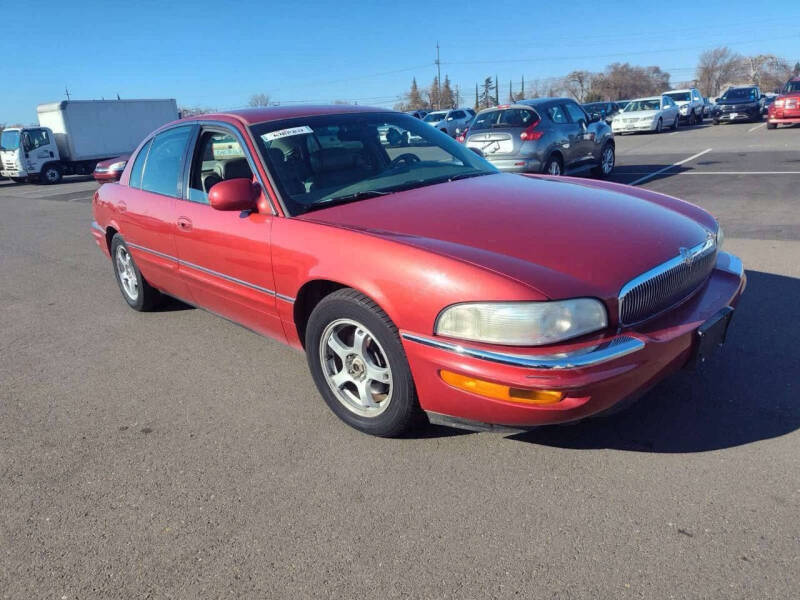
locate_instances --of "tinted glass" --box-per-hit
[471,108,537,130]
[664,92,691,102]
[624,99,661,111]
[25,129,50,149]
[451,110,465,119]
[141,127,192,197]
[721,88,758,101]
[785,81,800,93]
[188,130,252,204]
[128,139,152,189]
[547,105,568,123]
[251,113,496,216]
[424,112,447,122]
[564,103,587,123]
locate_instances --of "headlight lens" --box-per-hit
[108,161,127,171]
[435,299,608,346]
[716,223,724,249]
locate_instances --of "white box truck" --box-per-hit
[0,99,178,184]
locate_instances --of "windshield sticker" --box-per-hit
[262,126,313,142]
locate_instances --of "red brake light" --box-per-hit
[520,119,543,141]
[456,127,469,143]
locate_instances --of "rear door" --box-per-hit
[117,126,194,300]
[562,101,595,166]
[172,125,284,340]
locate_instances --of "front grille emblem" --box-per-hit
[679,246,696,267]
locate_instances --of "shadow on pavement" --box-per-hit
[609,164,689,185]
[478,270,798,452]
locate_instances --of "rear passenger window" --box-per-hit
[547,105,568,124]
[188,130,253,204]
[128,139,152,189]
[451,110,466,119]
[564,103,588,124]
[141,126,192,197]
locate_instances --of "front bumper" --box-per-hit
[0,169,26,178]
[713,109,759,122]
[400,252,745,428]
[612,121,655,133]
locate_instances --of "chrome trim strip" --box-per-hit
[126,241,281,298]
[401,333,645,370]
[275,293,296,304]
[90,220,104,233]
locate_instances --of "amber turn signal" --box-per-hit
[440,370,563,405]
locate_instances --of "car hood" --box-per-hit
[298,174,714,300]
[618,110,659,119]
[716,97,758,105]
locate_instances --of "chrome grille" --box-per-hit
[619,237,717,325]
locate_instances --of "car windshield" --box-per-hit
[583,103,605,113]
[721,88,757,101]
[624,99,660,112]
[251,112,498,216]
[783,81,800,93]
[0,129,21,150]
[423,112,447,122]
[470,108,538,130]
[664,92,691,102]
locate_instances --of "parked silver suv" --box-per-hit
[423,108,475,137]
[464,99,615,177]
[663,88,705,125]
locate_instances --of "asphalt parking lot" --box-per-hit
[1,121,798,598]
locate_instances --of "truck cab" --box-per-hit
[1,127,63,183]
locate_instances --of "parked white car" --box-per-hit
[611,96,680,134]
[422,108,475,137]
[663,88,705,125]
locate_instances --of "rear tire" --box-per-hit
[40,163,62,185]
[542,154,563,176]
[712,119,719,126]
[110,234,162,311]
[305,289,420,437]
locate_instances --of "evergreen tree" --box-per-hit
[474,83,479,111]
[440,75,455,108]
[494,75,500,105]
[479,77,496,109]
[408,77,424,110]
[509,80,514,103]
[521,75,525,99]
[429,76,441,109]
[794,62,800,76]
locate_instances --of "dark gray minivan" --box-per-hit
[464,98,615,177]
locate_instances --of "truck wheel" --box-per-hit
[41,164,63,185]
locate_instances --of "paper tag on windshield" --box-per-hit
[262,126,313,142]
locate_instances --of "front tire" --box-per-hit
[767,121,777,130]
[110,234,162,311]
[655,118,663,133]
[592,143,615,178]
[40,163,62,185]
[672,114,679,130]
[305,289,420,437]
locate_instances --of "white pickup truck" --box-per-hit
[0,99,178,184]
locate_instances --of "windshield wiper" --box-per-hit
[447,171,496,182]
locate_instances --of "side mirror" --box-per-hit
[469,146,484,158]
[209,178,259,212]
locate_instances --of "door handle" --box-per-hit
[177,216,193,231]
[118,201,127,213]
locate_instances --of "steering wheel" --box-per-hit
[389,153,420,168]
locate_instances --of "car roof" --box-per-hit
[666,88,694,93]
[179,104,392,126]
[629,96,661,101]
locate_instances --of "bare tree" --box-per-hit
[695,47,745,97]
[591,63,671,100]
[248,93,272,107]
[746,54,792,92]
[564,70,594,102]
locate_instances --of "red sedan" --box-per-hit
[767,77,800,129]
[91,106,745,436]
[93,154,130,182]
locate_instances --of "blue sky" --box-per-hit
[2,0,798,124]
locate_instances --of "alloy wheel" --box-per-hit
[115,246,139,301]
[547,160,561,175]
[319,318,393,417]
[602,147,615,174]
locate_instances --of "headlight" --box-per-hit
[435,299,608,346]
[679,105,689,112]
[108,161,127,171]
[716,223,724,250]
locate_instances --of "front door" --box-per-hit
[172,126,284,340]
[562,102,595,167]
[22,128,58,175]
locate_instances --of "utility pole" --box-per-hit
[65,86,71,100]
[435,42,441,109]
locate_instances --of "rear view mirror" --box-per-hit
[209,178,259,212]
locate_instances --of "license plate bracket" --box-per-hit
[687,307,734,369]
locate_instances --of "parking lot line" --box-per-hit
[748,123,767,133]
[628,148,712,186]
